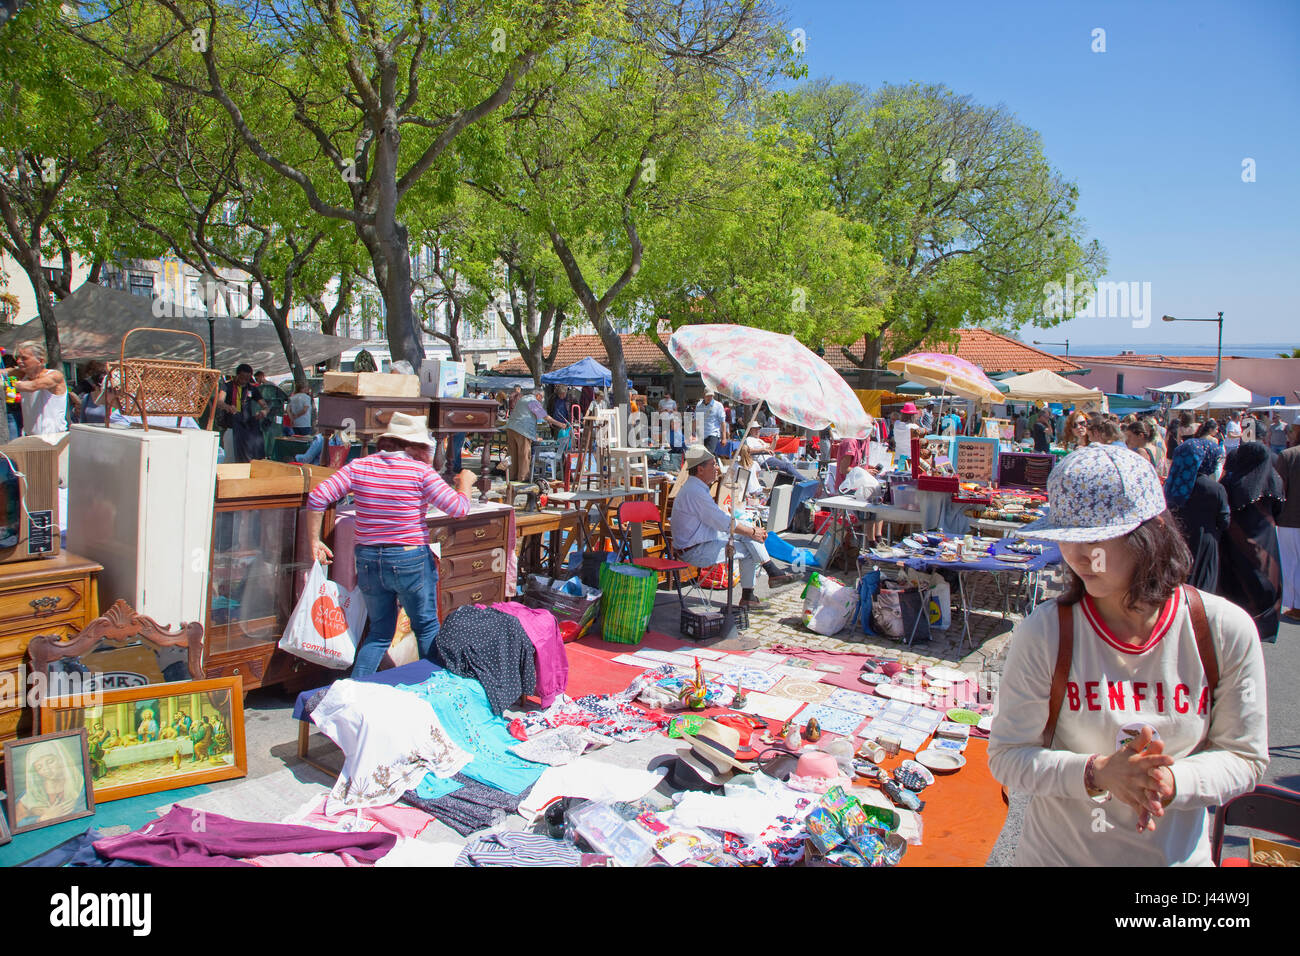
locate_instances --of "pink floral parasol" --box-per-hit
[885,352,1004,403]
[668,325,874,438]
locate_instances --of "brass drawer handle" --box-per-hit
[473,528,487,539]
[29,596,62,616]
[471,560,485,571]
[471,591,483,602]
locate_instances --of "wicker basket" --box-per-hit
[108,327,220,430]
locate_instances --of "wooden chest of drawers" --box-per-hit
[316,394,433,439]
[428,505,511,620]
[0,552,101,763]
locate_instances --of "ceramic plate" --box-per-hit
[892,672,923,688]
[926,666,968,683]
[925,678,953,691]
[915,749,966,773]
[946,708,981,724]
[977,716,994,733]
[995,554,1031,563]
[858,673,891,686]
[875,684,932,705]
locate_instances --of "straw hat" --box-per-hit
[376,412,437,448]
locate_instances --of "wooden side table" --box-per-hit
[0,551,102,762]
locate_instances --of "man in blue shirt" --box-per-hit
[695,389,727,455]
[673,445,798,605]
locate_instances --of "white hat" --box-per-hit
[1019,443,1167,543]
[376,412,437,448]
[684,444,717,469]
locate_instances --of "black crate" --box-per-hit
[680,604,748,640]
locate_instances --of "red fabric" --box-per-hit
[772,436,802,454]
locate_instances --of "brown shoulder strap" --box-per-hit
[1184,585,1219,703]
[1043,600,1074,747]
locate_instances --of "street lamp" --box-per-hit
[1162,312,1224,385]
[197,273,221,368]
[1033,339,1069,356]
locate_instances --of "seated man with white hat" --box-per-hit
[672,444,799,606]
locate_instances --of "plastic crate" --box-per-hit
[680,604,748,639]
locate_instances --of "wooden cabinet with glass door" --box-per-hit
[204,463,335,694]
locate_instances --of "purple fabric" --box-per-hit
[492,601,568,707]
[92,806,396,867]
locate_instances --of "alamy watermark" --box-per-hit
[1042,273,1152,328]
[151,277,263,327]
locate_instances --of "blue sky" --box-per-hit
[784,0,1300,348]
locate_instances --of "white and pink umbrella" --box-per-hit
[668,325,873,438]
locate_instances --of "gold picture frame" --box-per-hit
[38,676,246,803]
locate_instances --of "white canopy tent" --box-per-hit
[1170,379,1253,410]
[1149,379,1214,395]
[998,369,1107,405]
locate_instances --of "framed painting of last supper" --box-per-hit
[38,676,246,802]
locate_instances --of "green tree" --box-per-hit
[466,0,788,406]
[786,80,1106,386]
[0,0,145,362]
[78,0,598,370]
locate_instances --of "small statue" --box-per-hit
[803,717,822,742]
[731,682,747,709]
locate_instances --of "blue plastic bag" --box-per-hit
[764,530,820,570]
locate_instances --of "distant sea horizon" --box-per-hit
[1028,342,1296,359]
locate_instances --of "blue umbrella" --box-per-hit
[541,356,613,387]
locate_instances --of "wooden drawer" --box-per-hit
[440,548,505,584]
[204,645,275,688]
[0,579,88,632]
[439,575,505,610]
[430,515,508,555]
[0,706,25,739]
[431,402,496,432]
[0,621,80,664]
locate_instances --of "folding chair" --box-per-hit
[1209,784,1300,866]
[613,501,693,610]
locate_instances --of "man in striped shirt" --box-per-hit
[307,413,475,677]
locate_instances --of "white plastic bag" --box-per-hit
[801,574,858,636]
[279,561,367,669]
[838,466,881,502]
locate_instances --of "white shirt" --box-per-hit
[893,420,916,455]
[989,590,1268,867]
[671,475,733,551]
[21,386,68,436]
[696,400,725,440]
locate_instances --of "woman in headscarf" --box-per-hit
[1165,438,1229,592]
[15,739,86,826]
[1218,441,1286,641]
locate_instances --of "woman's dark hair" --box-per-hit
[1195,419,1219,438]
[1125,418,1155,442]
[1058,512,1192,611]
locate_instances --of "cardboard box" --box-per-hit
[0,435,63,562]
[1250,836,1300,867]
[322,371,422,398]
[215,459,331,500]
[419,359,466,399]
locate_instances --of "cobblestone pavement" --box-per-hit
[651,563,1069,679]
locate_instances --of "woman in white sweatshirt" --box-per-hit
[989,443,1268,866]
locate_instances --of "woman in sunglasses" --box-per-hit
[1065,410,1091,450]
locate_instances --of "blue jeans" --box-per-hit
[295,433,325,464]
[353,544,440,678]
[449,432,466,472]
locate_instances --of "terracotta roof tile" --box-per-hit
[834,328,1081,375]
[489,333,674,377]
[489,327,1080,379]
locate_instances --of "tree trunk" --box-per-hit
[359,223,421,369]
[24,253,62,366]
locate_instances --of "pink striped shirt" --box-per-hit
[307,452,470,545]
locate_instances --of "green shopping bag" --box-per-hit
[599,562,658,645]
